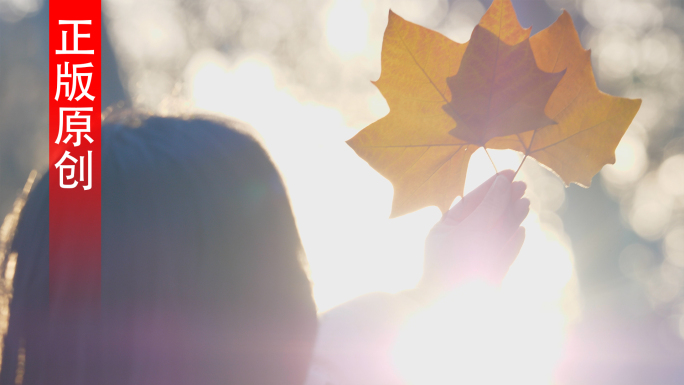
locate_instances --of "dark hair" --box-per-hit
[1,115,317,385]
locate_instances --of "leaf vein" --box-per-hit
[531,114,621,153]
[398,35,451,105]
[404,145,466,201]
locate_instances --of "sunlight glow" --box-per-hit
[393,281,567,385]
[391,150,575,385]
[188,52,441,311]
[188,13,576,383]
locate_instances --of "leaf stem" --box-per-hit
[513,154,527,179]
[483,146,498,173]
[513,130,538,180]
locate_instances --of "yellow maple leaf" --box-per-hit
[346,10,474,218]
[347,0,641,217]
[487,11,642,187]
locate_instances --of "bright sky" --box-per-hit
[189,53,577,385]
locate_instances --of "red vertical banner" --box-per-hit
[49,2,101,307]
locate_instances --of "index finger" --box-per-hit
[444,169,515,224]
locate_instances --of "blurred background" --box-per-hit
[0,0,683,384]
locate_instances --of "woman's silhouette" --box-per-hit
[1,115,317,385]
[1,113,528,385]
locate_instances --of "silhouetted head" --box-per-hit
[1,115,317,385]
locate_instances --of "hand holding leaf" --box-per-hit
[417,170,528,298]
